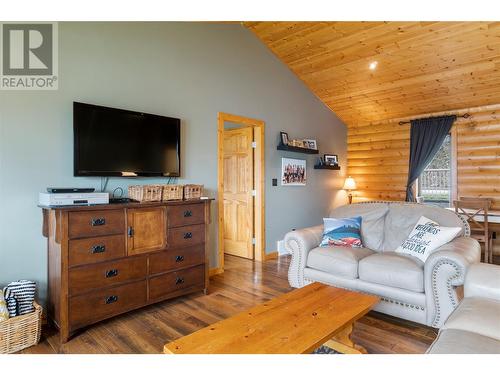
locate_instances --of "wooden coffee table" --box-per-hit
[164,282,379,354]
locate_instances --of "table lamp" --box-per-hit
[343,176,357,204]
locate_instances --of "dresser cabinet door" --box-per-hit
[127,207,166,255]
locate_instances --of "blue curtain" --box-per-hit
[405,115,456,202]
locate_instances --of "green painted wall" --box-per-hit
[0,22,347,302]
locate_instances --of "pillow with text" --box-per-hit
[395,216,461,262]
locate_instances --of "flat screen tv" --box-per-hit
[74,102,181,177]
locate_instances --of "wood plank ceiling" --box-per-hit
[244,22,500,127]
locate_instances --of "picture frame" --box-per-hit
[281,157,307,186]
[324,154,338,166]
[302,139,317,150]
[294,140,304,148]
[280,131,289,146]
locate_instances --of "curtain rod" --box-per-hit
[398,113,470,125]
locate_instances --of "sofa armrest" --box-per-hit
[285,225,323,288]
[424,236,481,327]
[465,263,500,301]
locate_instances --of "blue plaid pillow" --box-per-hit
[320,217,363,248]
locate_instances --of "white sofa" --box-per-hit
[427,263,500,353]
[285,202,481,328]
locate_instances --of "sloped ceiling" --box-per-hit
[244,22,500,127]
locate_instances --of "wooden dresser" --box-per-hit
[40,199,212,343]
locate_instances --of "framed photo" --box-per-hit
[303,139,317,150]
[280,132,289,146]
[281,158,307,186]
[324,154,338,166]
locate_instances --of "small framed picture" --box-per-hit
[324,154,338,165]
[303,139,317,150]
[280,132,289,146]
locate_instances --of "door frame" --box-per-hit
[215,112,265,275]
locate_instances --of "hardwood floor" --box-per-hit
[21,255,437,354]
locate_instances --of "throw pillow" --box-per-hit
[395,216,461,262]
[320,217,363,248]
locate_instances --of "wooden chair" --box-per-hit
[453,198,494,263]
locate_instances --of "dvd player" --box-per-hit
[47,187,95,193]
[39,192,109,207]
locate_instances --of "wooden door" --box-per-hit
[127,207,166,255]
[223,127,254,259]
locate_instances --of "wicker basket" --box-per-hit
[128,185,163,202]
[162,184,184,201]
[0,302,42,354]
[184,184,203,200]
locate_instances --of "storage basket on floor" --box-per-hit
[162,184,184,201]
[128,185,163,202]
[184,184,203,200]
[0,302,42,354]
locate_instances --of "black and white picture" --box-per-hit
[303,139,317,150]
[324,154,338,165]
[281,158,306,186]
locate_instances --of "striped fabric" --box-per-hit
[3,280,36,318]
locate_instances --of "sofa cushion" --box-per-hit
[427,329,500,354]
[358,252,424,292]
[443,297,500,341]
[330,203,389,252]
[307,246,375,279]
[383,203,466,251]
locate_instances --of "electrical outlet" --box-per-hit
[272,178,277,186]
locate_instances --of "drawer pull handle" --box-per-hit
[183,210,193,217]
[128,226,134,237]
[105,269,119,278]
[91,245,106,254]
[175,277,185,285]
[183,232,193,239]
[105,295,118,304]
[175,255,185,262]
[91,218,106,226]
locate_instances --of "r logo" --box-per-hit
[2,24,53,75]
[0,22,58,90]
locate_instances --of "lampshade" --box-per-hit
[343,176,357,190]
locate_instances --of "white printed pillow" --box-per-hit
[395,216,461,262]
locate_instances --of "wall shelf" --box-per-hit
[314,164,341,170]
[277,143,319,154]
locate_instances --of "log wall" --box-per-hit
[347,104,500,254]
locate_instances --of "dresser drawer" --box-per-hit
[68,209,125,239]
[69,280,147,330]
[69,235,126,267]
[69,257,147,295]
[167,204,205,228]
[149,265,205,301]
[167,224,205,248]
[149,244,205,275]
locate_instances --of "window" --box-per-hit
[417,134,451,207]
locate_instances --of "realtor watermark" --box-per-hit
[0,22,58,90]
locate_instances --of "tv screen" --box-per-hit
[74,102,180,177]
